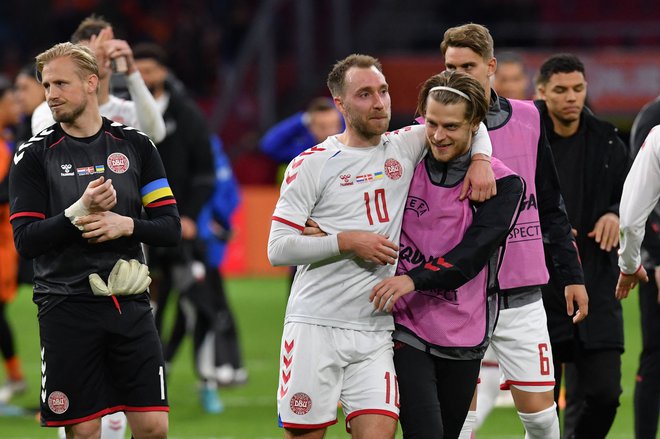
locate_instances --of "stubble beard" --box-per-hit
[347,111,390,141]
[53,99,87,124]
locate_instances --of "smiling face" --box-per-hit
[424,97,476,163]
[537,71,587,127]
[41,56,95,124]
[334,65,391,143]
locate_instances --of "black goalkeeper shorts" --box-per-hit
[38,295,168,427]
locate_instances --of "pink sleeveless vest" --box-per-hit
[489,99,549,289]
[393,157,514,348]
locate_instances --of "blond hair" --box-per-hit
[35,42,99,81]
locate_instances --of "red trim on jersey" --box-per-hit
[281,419,338,429]
[620,265,643,276]
[272,216,304,232]
[48,136,65,149]
[500,380,555,390]
[345,409,398,432]
[104,130,124,141]
[43,405,168,426]
[145,199,177,208]
[481,360,499,368]
[123,405,169,412]
[9,211,46,221]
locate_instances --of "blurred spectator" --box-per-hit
[624,94,660,439]
[13,64,44,285]
[260,97,343,164]
[195,134,247,387]
[0,74,26,405]
[14,63,44,145]
[492,51,531,100]
[536,53,629,439]
[133,42,227,414]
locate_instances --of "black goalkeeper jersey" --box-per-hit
[9,117,180,298]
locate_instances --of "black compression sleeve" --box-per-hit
[12,213,81,259]
[133,205,181,247]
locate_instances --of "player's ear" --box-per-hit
[87,74,99,94]
[333,96,344,114]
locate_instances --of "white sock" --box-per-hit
[458,410,477,439]
[101,412,127,439]
[475,364,501,429]
[518,403,560,439]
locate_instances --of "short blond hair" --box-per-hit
[35,42,99,81]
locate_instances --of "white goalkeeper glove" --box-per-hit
[89,259,152,296]
[64,198,90,231]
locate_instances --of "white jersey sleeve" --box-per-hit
[31,101,54,135]
[125,71,166,143]
[619,126,660,274]
[471,122,492,157]
[268,221,340,266]
[269,146,340,265]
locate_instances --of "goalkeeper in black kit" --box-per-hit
[8,42,179,439]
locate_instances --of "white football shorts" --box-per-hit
[277,322,399,431]
[490,299,556,392]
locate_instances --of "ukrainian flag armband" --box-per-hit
[141,178,176,208]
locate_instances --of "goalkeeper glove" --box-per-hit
[89,259,152,296]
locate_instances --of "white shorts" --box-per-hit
[490,299,555,392]
[277,322,399,431]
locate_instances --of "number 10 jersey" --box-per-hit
[271,126,427,332]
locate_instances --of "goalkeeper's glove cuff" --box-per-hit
[64,198,89,231]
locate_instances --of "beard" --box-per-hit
[52,99,87,124]
[345,108,390,140]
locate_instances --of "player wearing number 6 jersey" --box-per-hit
[9,43,179,438]
[441,25,586,439]
[268,54,494,439]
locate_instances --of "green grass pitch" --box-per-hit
[0,277,640,438]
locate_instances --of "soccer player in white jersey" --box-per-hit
[32,15,165,145]
[617,126,660,295]
[268,54,494,439]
